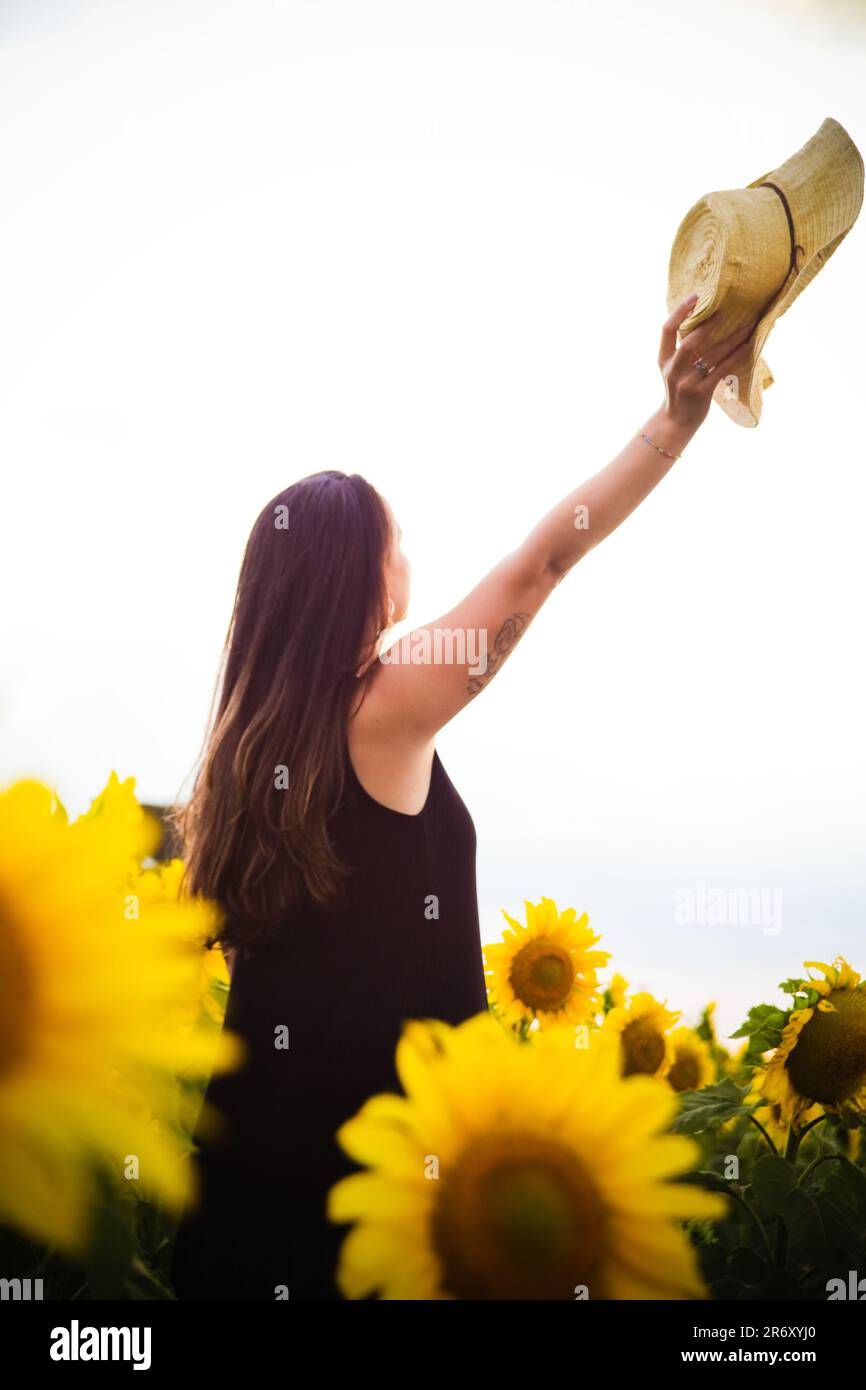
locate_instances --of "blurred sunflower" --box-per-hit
[0,774,241,1253]
[131,857,230,1031]
[484,897,609,1032]
[720,1037,751,1080]
[762,958,866,1127]
[693,1001,736,1081]
[126,854,237,1142]
[666,1028,715,1093]
[327,1010,725,1299]
[603,992,681,1079]
[602,972,629,1013]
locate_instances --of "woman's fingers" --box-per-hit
[675,309,728,357]
[658,301,757,424]
[658,294,700,365]
[673,317,755,386]
[692,326,757,393]
[710,322,756,372]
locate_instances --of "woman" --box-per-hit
[170,296,751,1300]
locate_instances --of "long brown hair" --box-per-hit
[177,471,391,952]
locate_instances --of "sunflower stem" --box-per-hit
[774,1127,802,1269]
[797,1150,847,1189]
[747,1112,779,1157]
[796,1113,830,1142]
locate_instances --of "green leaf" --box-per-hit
[818,1159,866,1222]
[672,1079,755,1135]
[730,1004,787,1058]
[748,1154,798,1216]
[749,1154,862,1274]
[783,1186,852,1271]
[778,976,806,994]
[778,978,821,1008]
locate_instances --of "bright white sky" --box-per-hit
[2,0,864,1041]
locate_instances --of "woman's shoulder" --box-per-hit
[346,689,438,817]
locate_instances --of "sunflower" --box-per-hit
[327,1011,725,1299]
[602,972,629,1013]
[603,992,681,1079]
[127,853,237,1143]
[0,774,241,1252]
[484,897,609,1032]
[666,1027,715,1093]
[131,857,230,1030]
[761,958,866,1127]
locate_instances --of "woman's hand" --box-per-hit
[659,295,755,430]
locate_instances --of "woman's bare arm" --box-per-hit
[368,297,754,743]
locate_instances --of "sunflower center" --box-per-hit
[786,989,866,1106]
[668,1050,701,1093]
[509,941,575,1014]
[430,1133,607,1299]
[621,1017,666,1077]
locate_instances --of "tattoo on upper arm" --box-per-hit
[466,612,530,696]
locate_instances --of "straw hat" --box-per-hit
[667,117,863,427]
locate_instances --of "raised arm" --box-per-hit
[369,297,754,742]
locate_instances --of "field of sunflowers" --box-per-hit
[2,773,865,1301]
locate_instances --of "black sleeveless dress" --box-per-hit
[170,746,488,1300]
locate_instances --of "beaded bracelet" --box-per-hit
[636,428,680,462]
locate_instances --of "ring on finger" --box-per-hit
[691,355,713,376]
